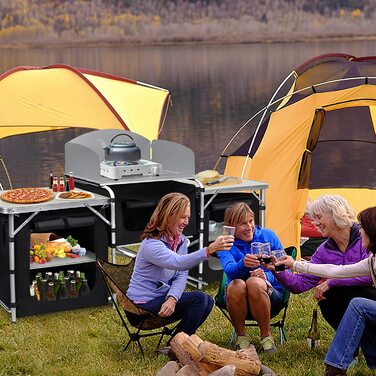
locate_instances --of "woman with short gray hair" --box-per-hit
[269,194,376,331]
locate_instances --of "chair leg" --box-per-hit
[230,329,236,347]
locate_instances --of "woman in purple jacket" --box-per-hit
[126,192,233,340]
[268,194,376,330]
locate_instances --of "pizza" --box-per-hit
[58,191,93,199]
[1,188,54,204]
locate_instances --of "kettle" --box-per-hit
[103,134,141,162]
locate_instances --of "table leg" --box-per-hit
[9,213,16,322]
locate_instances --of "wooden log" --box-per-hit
[198,341,261,376]
[181,335,219,374]
[170,333,207,376]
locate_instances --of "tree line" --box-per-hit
[1,0,376,47]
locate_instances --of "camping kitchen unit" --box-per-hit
[0,191,110,322]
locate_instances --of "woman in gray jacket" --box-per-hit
[126,192,233,338]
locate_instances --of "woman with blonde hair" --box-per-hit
[269,194,376,331]
[127,192,233,340]
[278,206,376,376]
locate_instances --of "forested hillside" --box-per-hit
[1,0,376,47]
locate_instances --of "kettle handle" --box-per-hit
[109,133,135,145]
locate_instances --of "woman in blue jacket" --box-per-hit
[217,202,284,353]
[126,192,233,341]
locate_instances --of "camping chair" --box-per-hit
[214,246,297,347]
[96,258,180,356]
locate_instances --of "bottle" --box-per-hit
[40,278,48,302]
[68,173,75,191]
[52,176,59,192]
[46,282,56,301]
[307,308,320,349]
[59,176,65,192]
[49,171,53,189]
[79,279,90,297]
[53,272,60,295]
[75,271,82,291]
[68,280,78,299]
[30,280,36,298]
[57,280,69,300]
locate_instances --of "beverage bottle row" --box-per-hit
[30,270,90,301]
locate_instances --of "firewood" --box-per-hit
[198,341,261,376]
[170,333,207,376]
[182,335,218,373]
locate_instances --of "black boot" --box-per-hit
[324,364,347,376]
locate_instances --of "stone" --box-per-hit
[208,365,236,376]
[176,365,200,376]
[156,361,181,376]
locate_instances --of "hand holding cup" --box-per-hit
[208,234,234,255]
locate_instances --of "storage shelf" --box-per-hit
[30,250,96,270]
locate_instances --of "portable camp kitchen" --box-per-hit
[0,191,110,322]
[65,129,268,288]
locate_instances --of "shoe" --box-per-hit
[260,336,277,353]
[156,346,177,361]
[235,335,252,350]
[324,364,347,376]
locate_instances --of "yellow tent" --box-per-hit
[219,54,376,253]
[0,65,171,141]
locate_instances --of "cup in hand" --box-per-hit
[222,225,236,236]
[250,242,263,260]
[272,250,287,272]
[260,243,272,264]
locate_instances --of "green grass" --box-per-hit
[0,285,374,376]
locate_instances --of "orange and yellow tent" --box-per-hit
[0,64,171,141]
[219,53,376,254]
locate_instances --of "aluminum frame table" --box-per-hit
[0,191,110,322]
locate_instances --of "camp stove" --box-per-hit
[100,159,162,180]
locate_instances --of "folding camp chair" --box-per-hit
[214,246,297,347]
[96,258,180,356]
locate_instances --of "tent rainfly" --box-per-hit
[219,53,376,253]
[0,64,171,141]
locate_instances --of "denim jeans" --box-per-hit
[136,291,214,336]
[325,297,376,370]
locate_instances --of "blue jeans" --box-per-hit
[325,297,376,370]
[136,291,214,336]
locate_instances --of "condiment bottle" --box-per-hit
[52,177,59,192]
[49,171,53,189]
[307,308,320,349]
[59,176,65,192]
[68,173,75,191]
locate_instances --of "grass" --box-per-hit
[0,284,374,376]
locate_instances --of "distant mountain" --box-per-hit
[1,0,375,47]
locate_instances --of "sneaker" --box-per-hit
[260,336,277,353]
[324,365,347,376]
[236,335,252,350]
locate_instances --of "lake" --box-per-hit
[1,39,376,187]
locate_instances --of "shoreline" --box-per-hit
[1,34,376,50]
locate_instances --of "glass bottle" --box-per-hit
[79,279,90,297]
[307,308,320,349]
[40,278,48,302]
[33,279,40,301]
[57,280,69,300]
[75,271,82,291]
[46,282,56,301]
[49,171,53,189]
[30,280,36,298]
[53,272,60,295]
[68,280,78,299]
